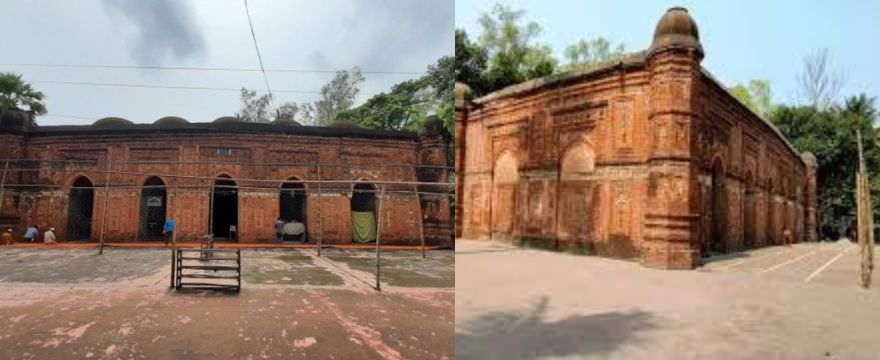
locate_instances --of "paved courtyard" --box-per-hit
[0,247,453,359]
[456,239,880,360]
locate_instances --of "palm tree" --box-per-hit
[0,72,47,126]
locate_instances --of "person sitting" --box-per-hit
[2,229,14,245]
[23,225,38,243]
[43,227,56,244]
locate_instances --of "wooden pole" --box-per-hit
[208,182,214,236]
[856,130,874,288]
[317,183,323,257]
[0,160,9,218]
[375,185,385,291]
[98,154,112,255]
[415,185,426,259]
[172,184,177,246]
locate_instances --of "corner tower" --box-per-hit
[641,7,704,269]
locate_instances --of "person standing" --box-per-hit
[163,218,175,246]
[275,218,284,241]
[23,225,38,243]
[2,229,13,245]
[43,227,56,244]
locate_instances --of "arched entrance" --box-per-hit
[767,182,776,245]
[139,176,166,240]
[558,142,596,248]
[66,176,94,241]
[280,179,307,241]
[351,183,377,243]
[211,175,238,240]
[492,151,518,240]
[710,159,726,254]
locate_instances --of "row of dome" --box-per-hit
[92,116,363,129]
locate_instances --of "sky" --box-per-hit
[0,0,453,125]
[455,0,880,106]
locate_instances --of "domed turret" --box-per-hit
[455,82,472,108]
[212,116,242,124]
[420,115,444,137]
[801,152,818,167]
[154,116,190,126]
[93,117,134,128]
[649,7,703,56]
[272,118,302,126]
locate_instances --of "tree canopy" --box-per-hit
[0,72,47,117]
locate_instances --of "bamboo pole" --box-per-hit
[208,183,214,236]
[317,183,323,257]
[98,153,112,255]
[0,160,9,218]
[415,186,426,259]
[856,130,874,288]
[375,185,386,291]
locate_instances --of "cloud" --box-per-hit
[102,0,207,65]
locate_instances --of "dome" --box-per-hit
[272,117,302,126]
[454,82,472,107]
[326,120,362,129]
[801,152,818,167]
[212,116,242,124]
[420,115,444,136]
[154,116,190,126]
[649,7,703,55]
[93,117,134,128]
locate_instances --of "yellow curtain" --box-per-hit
[351,211,376,243]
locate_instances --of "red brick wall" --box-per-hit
[0,130,452,247]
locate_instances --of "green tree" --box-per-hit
[564,37,626,69]
[236,88,274,123]
[0,72,47,123]
[313,67,365,125]
[477,4,556,92]
[455,29,488,95]
[770,95,879,234]
[729,80,774,118]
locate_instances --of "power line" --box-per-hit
[0,63,424,76]
[242,0,272,97]
[30,80,378,96]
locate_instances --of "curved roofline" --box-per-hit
[699,68,807,167]
[472,52,647,105]
[1,122,417,141]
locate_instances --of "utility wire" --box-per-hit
[0,63,423,76]
[243,0,272,97]
[30,80,377,96]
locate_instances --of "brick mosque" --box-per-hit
[455,7,818,269]
[0,112,452,246]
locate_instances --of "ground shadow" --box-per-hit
[701,251,753,265]
[456,297,657,360]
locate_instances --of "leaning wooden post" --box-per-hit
[0,160,9,217]
[317,182,323,257]
[98,154,112,255]
[375,185,386,291]
[414,185,426,259]
[856,130,874,288]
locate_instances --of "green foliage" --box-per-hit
[476,4,556,93]
[0,72,47,117]
[236,88,274,123]
[563,37,627,69]
[344,56,453,134]
[729,80,774,118]
[770,95,879,232]
[455,29,488,95]
[455,4,626,96]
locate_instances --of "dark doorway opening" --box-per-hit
[279,180,307,241]
[351,183,377,243]
[139,176,166,241]
[66,176,94,241]
[744,172,756,249]
[710,160,726,254]
[212,176,238,241]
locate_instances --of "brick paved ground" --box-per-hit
[456,239,879,360]
[0,247,453,359]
